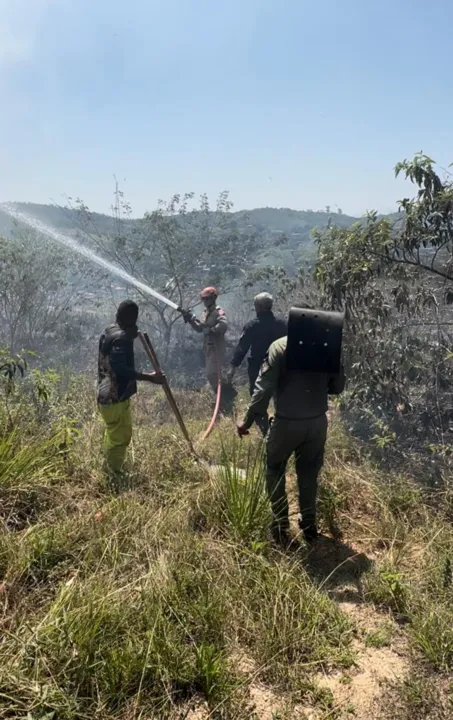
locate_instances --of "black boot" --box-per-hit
[298,515,318,543]
[303,524,319,543]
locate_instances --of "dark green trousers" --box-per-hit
[265,414,327,530]
[248,364,269,436]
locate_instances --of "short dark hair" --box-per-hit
[116,299,139,327]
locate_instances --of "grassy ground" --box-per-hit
[0,380,452,719]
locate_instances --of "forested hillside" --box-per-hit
[0,200,359,271]
[0,201,357,239]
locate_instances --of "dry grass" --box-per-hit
[0,385,452,718]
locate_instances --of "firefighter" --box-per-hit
[227,292,287,434]
[182,287,227,391]
[97,300,165,472]
[180,287,236,410]
[237,307,345,545]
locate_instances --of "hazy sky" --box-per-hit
[1,0,451,217]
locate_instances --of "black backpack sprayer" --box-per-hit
[286,307,344,374]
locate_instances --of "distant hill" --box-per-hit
[0,201,358,234]
[0,201,361,269]
[1,201,403,272]
[233,207,359,267]
[235,206,358,232]
[0,202,124,237]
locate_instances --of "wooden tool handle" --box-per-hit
[138,331,195,454]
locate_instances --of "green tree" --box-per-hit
[315,153,453,314]
[313,153,453,429]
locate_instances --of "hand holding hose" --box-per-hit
[177,306,194,324]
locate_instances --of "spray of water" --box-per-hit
[0,203,179,310]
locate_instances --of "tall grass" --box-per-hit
[0,429,64,492]
[0,429,66,530]
[0,383,452,717]
[213,436,271,543]
[0,417,356,718]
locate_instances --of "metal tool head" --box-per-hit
[286,306,344,374]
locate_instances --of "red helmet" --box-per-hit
[200,286,218,300]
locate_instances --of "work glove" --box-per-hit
[177,307,193,323]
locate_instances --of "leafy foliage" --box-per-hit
[394,153,453,279]
[310,155,453,466]
[0,349,28,387]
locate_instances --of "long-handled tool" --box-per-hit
[138,330,196,456]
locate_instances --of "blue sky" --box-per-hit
[1,0,451,217]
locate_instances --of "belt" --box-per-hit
[274,412,325,421]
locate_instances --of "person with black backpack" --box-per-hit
[237,307,345,546]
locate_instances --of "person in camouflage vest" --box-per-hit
[97,300,165,471]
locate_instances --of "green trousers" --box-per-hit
[98,399,133,472]
[265,414,327,530]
